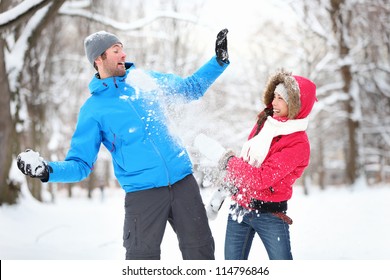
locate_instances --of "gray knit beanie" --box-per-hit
[84,31,121,65]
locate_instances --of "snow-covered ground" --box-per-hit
[1,181,389,260]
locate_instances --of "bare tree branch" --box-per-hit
[28,0,67,47]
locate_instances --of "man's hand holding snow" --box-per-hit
[215,29,229,66]
[17,149,50,182]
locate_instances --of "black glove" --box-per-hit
[17,149,50,182]
[215,28,229,66]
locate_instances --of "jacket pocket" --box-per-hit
[123,214,138,250]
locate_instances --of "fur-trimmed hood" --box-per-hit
[263,69,317,119]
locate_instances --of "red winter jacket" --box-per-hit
[226,72,317,208]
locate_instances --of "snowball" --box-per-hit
[194,133,226,164]
[127,69,158,92]
[18,150,45,176]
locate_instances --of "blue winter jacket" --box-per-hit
[47,56,229,192]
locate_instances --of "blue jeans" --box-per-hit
[224,210,293,260]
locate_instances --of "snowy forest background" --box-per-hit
[1,0,390,263]
[0,0,389,206]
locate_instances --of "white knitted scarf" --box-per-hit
[240,116,308,167]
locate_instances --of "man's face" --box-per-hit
[96,44,126,79]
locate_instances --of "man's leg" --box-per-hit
[123,187,170,260]
[169,174,215,260]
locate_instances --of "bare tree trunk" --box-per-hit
[21,0,66,201]
[0,36,19,205]
[318,126,326,190]
[86,172,96,199]
[329,0,359,185]
[0,0,19,205]
[0,0,67,204]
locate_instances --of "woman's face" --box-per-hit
[272,93,289,118]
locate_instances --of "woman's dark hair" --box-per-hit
[254,107,273,136]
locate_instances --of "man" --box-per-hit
[17,29,229,260]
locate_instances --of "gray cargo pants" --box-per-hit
[123,174,215,260]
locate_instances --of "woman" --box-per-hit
[223,69,317,260]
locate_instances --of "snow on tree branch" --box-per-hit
[5,6,50,91]
[0,0,52,30]
[59,3,199,31]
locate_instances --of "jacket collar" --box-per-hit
[88,62,135,94]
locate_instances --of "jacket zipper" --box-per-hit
[121,87,171,186]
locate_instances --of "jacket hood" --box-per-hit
[263,69,317,119]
